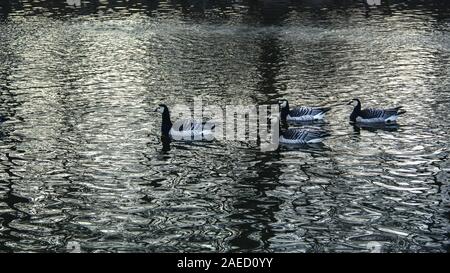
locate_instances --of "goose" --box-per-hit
[154,104,215,141]
[275,118,330,145]
[279,128,331,144]
[278,99,331,122]
[347,99,406,124]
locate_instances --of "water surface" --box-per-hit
[0,0,449,252]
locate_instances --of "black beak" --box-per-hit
[347,101,353,105]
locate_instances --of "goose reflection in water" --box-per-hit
[352,123,400,134]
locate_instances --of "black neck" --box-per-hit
[161,110,172,137]
[350,101,361,122]
[281,102,290,121]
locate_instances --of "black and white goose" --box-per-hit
[278,99,331,122]
[276,119,330,145]
[154,104,215,141]
[348,98,406,124]
[279,128,330,145]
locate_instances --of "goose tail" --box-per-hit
[312,107,332,120]
[397,108,406,115]
[387,106,406,116]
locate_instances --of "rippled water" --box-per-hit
[0,1,449,253]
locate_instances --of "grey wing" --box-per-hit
[290,107,331,117]
[361,107,402,119]
[283,129,307,140]
[290,107,316,117]
[284,129,330,141]
[383,107,404,116]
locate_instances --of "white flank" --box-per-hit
[279,136,305,144]
[384,115,398,123]
[287,115,315,121]
[356,116,397,124]
[306,137,325,144]
[170,129,213,140]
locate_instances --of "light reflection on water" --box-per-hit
[0,1,449,252]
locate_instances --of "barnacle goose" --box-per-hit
[348,99,406,124]
[278,99,331,122]
[154,104,215,141]
[275,117,330,145]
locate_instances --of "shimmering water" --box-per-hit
[0,0,449,253]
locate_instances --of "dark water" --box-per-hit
[0,0,449,252]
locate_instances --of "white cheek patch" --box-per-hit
[157,107,164,113]
[279,101,287,108]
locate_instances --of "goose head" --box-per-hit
[278,99,289,109]
[154,104,169,114]
[347,98,361,107]
[348,99,361,123]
